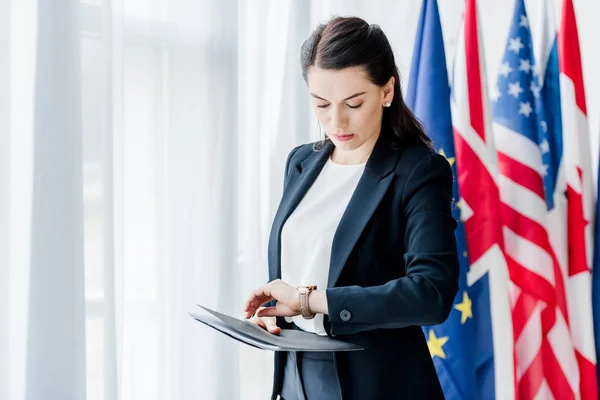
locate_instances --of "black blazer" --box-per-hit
[268,134,459,400]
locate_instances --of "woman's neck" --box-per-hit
[330,133,379,165]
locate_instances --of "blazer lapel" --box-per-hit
[269,142,333,281]
[327,136,400,288]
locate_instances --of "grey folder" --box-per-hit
[190,305,363,352]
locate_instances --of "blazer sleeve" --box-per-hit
[325,153,459,336]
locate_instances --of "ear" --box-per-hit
[382,76,395,103]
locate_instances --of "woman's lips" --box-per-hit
[333,133,354,142]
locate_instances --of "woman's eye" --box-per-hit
[316,103,362,109]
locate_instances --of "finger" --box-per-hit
[244,292,274,317]
[264,318,281,335]
[243,295,257,318]
[256,302,294,318]
[243,295,259,313]
[248,316,267,330]
[255,306,276,318]
[251,293,273,307]
[244,300,270,319]
[244,306,264,321]
[252,285,275,304]
[244,288,268,311]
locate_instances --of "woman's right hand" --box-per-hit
[247,307,281,335]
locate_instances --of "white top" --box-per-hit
[281,155,366,335]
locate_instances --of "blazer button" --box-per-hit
[340,309,352,322]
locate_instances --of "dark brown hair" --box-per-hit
[301,16,433,151]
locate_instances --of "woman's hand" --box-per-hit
[244,279,300,319]
[246,307,281,335]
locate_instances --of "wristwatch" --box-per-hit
[297,285,317,319]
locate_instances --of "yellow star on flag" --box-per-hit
[454,291,473,324]
[439,148,455,167]
[453,199,462,220]
[427,329,449,359]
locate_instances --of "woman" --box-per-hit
[244,16,459,400]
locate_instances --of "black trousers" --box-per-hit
[279,350,342,400]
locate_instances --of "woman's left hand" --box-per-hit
[244,279,300,319]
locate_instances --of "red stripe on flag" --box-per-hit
[512,292,537,341]
[501,205,550,252]
[540,299,557,334]
[542,339,576,400]
[519,349,545,400]
[576,349,599,400]
[505,254,556,307]
[497,151,545,199]
[558,0,587,115]
[464,0,486,142]
[500,204,570,321]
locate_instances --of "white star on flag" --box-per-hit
[519,15,528,28]
[490,85,501,102]
[540,138,550,153]
[508,81,524,98]
[540,121,548,133]
[518,101,533,117]
[499,61,513,78]
[541,164,549,176]
[508,37,524,53]
[532,63,541,79]
[530,81,541,98]
[519,59,532,73]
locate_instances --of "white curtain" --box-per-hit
[2,0,600,399]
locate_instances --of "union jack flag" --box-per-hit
[451,0,514,398]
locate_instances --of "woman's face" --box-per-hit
[307,66,394,156]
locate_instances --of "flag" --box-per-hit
[594,128,600,387]
[492,0,577,397]
[595,75,600,394]
[449,0,514,398]
[558,0,598,397]
[531,0,567,332]
[406,0,483,398]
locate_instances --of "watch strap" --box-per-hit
[298,285,317,319]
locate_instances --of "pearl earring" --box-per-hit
[384,102,391,108]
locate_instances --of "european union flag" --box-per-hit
[406,0,495,398]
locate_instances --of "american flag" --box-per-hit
[491,0,576,397]
[451,0,514,398]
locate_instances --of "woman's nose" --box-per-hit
[330,107,347,131]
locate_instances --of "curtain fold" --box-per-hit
[0,0,10,398]
[99,1,123,399]
[26,1,86,399]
